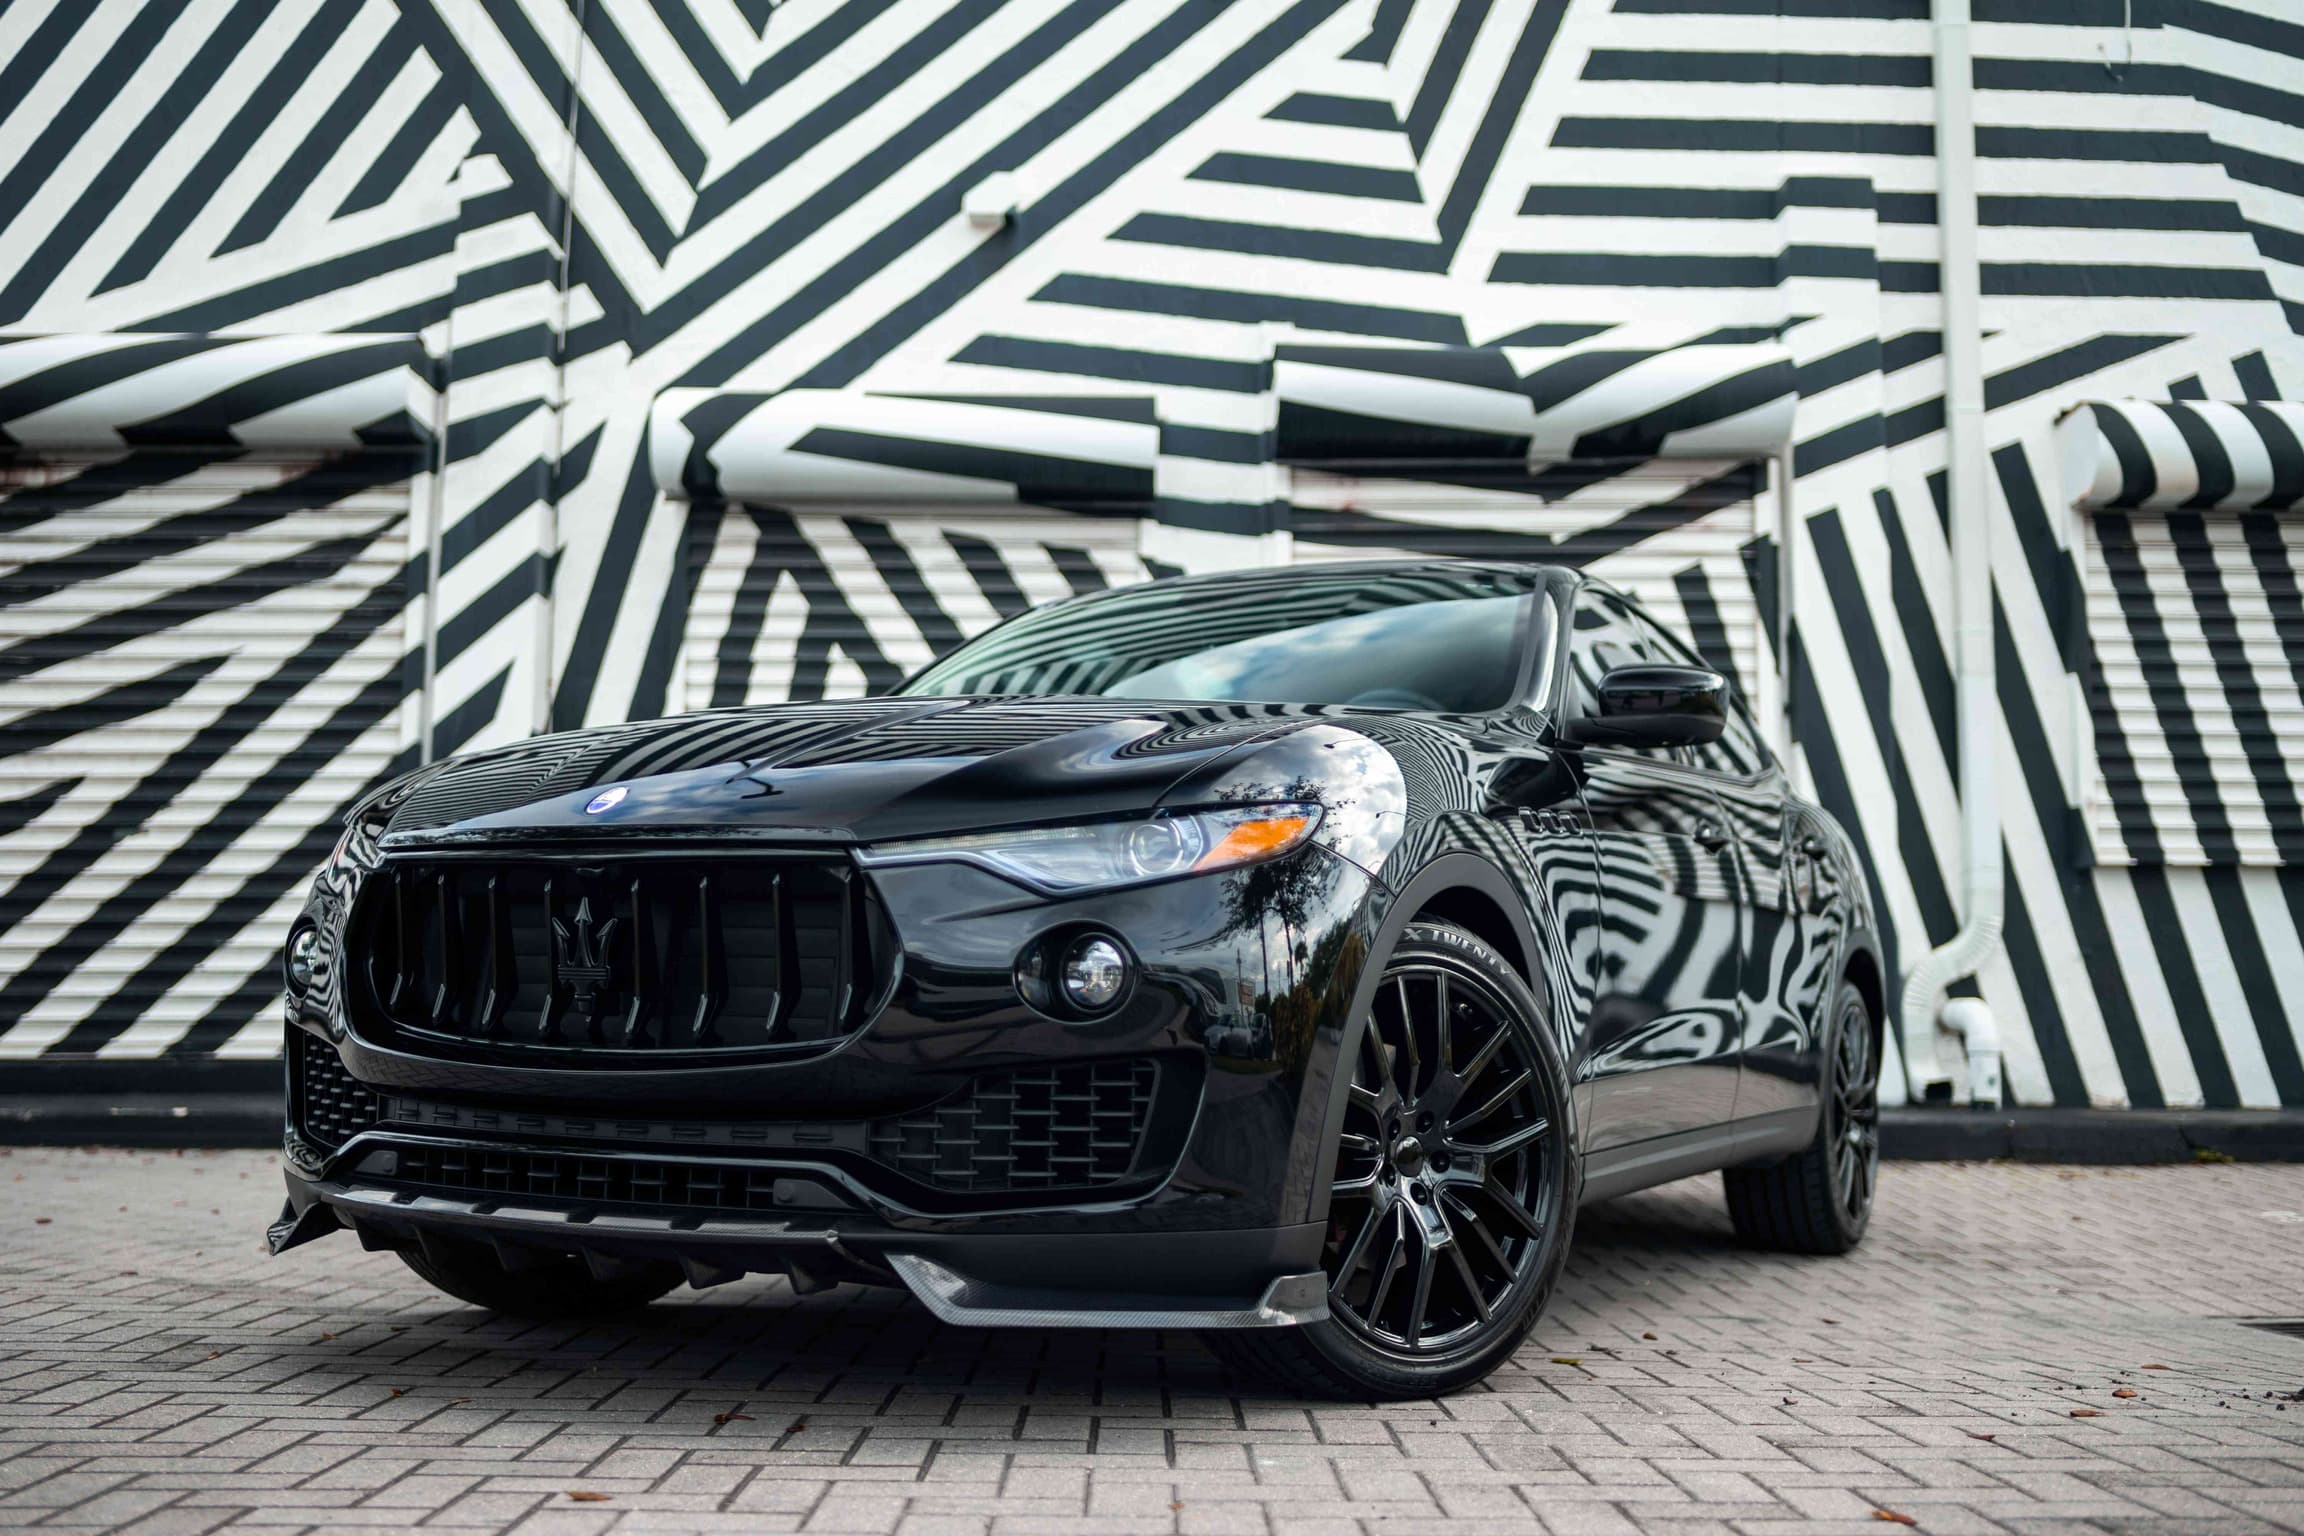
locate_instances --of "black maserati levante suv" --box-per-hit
[271,561,1884,1398]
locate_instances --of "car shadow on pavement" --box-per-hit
[373,1183,1755,1406]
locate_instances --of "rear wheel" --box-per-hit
[398,1239,682,1318]
[1208,921,1575,1399]
[1723,978,1879,1254]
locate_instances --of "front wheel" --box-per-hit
[1723,977,1880,1254]
[1207,921,1576,1399]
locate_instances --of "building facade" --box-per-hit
[1,0,2300,1110]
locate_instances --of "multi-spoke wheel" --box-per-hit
[1207,921,1575,1399]
[1724,977,1880,1255]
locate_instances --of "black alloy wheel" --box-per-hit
[1723,977,1880,1254]
[1207,921,1575,1399]
[1830,987,1881,1225]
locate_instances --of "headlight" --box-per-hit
[856,803,1322,895]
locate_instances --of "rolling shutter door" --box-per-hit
[0,455,415,1062]
[680,506,1151,710]
[1287,462,1772,706]
[2059,399,2304,868]
[2081,508,2304,866]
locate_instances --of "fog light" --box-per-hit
[1060,936,1129,1012]
[285,927,320,993]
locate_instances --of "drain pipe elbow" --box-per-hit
[1938,994,2003,1109]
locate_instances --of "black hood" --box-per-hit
[375,697,1330,849]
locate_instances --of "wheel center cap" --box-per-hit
[1391,1134,1426,1174]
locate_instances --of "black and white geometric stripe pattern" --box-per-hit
[0,0,2302,1115]
[0,334,437,452]
[2061,399,2304,512]
[649,389,1160,509]
[1273,341,1799,464]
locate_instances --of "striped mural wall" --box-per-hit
[0,0,2300,1109]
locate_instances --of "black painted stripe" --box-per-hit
[1874,489,1955,769]
[0,0,272,320]
[1113,211,1445,271]
[845,516,965,655]
[333,82,462,218]
[1405,0,1488,158]
[2203,869,2304,1105]
[954,335,1268,394]
[1582,49,1929,85]
[1998,866,2091,1106]
[1045,545,1111,597]
[1553,118,1934,155]
[947,533,1031,620]
[1032,273,1467,344]
[2096,511,2238,862]
[2125,867,2243,1107]
[1990,594,2162,1106]
[2162,405,2237,509]
[213,18,419,255]
[1190,151,1422,201]
[2239,405,2304,509]
[2089,403,2158,507]
[2166,512,2303,858]
[712,509,784,709]
[1267,92,1399,130]
[788,427,1153,507]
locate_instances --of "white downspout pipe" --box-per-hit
[1900,0,2005,1107]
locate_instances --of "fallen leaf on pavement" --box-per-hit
[714,1413,753,1425]
[2141,1364,2171,1371]
[1642,1332,1658,1341]
[2112,1389,2137,1399]
[786,1422,807,1434]
[566,1492,611,1503]
[1965,1432,1996,1442]
[2070,1409,2102,1418]
[388,1388,404,1398]
[1873,1511,1918,1526]
[1551,1357,1583,1366]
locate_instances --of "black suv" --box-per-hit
[272,561,1883,1399]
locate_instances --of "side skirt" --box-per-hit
[1577,1108,1818,1206]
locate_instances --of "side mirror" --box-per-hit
[1568,664,1728,749]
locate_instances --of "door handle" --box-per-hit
[1694,821,1730,852]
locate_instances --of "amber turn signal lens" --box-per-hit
[1194,815,1315,871]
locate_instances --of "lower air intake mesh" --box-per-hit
[291,1031,383,1151]
[864,1059,1159,1192]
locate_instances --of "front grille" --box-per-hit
[865,1060,1159,1191]
[348,856,879,1059]
[291,1031,382,1150]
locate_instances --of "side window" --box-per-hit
[1618,602,1772,779]
[1567,587,1676,762]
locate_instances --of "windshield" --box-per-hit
[897,568,1549,713]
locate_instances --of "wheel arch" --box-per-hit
[1301,852,1570,1228]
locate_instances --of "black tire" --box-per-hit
[397,1238,682,1318]
[1723,978,1880,1255]
[1207,921,1577,1400]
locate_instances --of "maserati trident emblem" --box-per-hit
[585,785,627,814]
[551,896,620,1013]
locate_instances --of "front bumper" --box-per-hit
[274,843,1383,1324]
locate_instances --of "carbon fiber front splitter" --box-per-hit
[273,1170,1328,1328]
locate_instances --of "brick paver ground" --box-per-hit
[4,1149,2303,1535]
